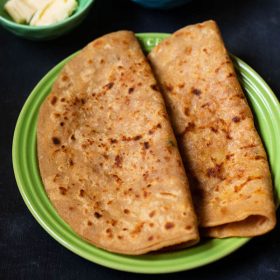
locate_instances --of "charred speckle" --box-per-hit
[51,96,57,105]
[226,154,234,160]
[87,221,93,226]
[165,84,173,91]
[184,122,194,131]
[178,83,185,89]
[59,187,67,195]
[142,171,149,180]
[69,159,74,166]
[255,155,265,160]
[148,236,154,241]
[60,98,65,102]
[133,135,142,141]
[232,116,241,123]
[184,107,190,116]
[143,190,149,198]
[79,189,85,197]
[62,75,69,81]
[215,67,221,73]
[207,163,223,178]
[115,155,123,168]
[165,222,175,230]
[168,140,176,147]
[185,225,192,230]
[149,210,156,217]
[144,142,150,149]
[227,73,234,78]
[104,82,114,90]
[73,97,79,105]
[100,59,105,64]
[117,235,123,240]
[178,122,195,138]
[110,138,118,144]
[81,98,86,105]
[211,127,218,133]
[94,212,102,219]
[222,59,231,65]
[71,134,75,141]
[60,122,64,127]
[150,84,159,91]
[233,94,245,100]
[123,209,130,214]
[226,134,232,140]
[52,137,61,145]
[112,174,122,183]
[131,222,144,235]
[128,87,134,94]
[191,87,202,96]
[148,123,162,135]
[241,144,257,149]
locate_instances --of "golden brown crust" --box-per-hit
[149,20,276,237]
[37,31,199,254]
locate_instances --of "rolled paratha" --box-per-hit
[37,31,199,254]
[148,21,276,237]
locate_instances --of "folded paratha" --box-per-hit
[37,31,199,254]
[149,21,276,237]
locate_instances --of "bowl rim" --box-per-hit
[0,0,94,30]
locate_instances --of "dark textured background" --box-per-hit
[1,0,280,279]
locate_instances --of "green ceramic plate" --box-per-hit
[12,33,280,274]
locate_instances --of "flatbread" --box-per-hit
[37,31,199,254]
[148,21,276,237]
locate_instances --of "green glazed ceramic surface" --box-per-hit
[13,33,280,273]
[0,0,94,40]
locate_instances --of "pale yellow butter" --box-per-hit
[4,0,77,26]
[30,0,77,26]
[4,0,48,23]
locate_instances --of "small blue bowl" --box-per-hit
[131,0,191,9]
